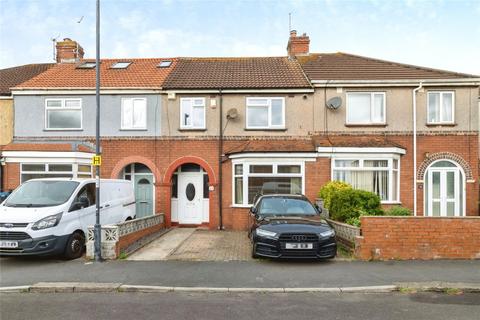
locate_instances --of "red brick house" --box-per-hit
[1,33,479,230]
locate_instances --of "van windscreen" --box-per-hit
[4,180,80,208]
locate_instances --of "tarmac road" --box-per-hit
[1,291,479,320]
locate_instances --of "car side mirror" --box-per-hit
[70,197,90,211]
[315,204,322,214]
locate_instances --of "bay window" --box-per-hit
[346,92,385,124]
[20,163,92,183]
[332,157,399,202]
[233,162,304,206]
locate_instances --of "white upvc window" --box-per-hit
[246,97,285,129]
[20,163,92,183]
[45,98,82,130]
[121,97,147,130]
[427,91,454,124]
[232,161,304,206]
[332,156,400,203]
[180,98,206,129]
[346,92,385,125]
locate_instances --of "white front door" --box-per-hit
[426,169,461,216]
[178,173,203,224]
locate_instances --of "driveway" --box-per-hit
[128,228,252,261]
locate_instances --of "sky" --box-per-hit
[0,0,479,74]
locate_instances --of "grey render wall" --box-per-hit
[14,94,162,138]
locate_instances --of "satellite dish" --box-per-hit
[226,108,238,120]
[326,97,342,110]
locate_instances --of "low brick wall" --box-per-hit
[86,214,165,260]
[326,218,360,250]
[355,216,480,260]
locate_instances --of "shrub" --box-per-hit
[318,181,352,211]
[329,188,383,222]
[385,206,411,216]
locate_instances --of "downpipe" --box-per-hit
[412,81,423,216]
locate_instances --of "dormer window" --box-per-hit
[111,61,131,69]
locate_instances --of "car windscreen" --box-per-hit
[4,180,80,208]
[258,198,317,215]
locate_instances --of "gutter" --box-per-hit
[412,82,424,216]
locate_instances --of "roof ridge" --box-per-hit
[334,52,479,78]
[0,63,55,71]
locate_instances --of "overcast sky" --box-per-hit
[1,0,479,74]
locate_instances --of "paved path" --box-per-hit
[1,257,479,288]
[128,229,252,261]
[168,230,252,261]
[2,291,479,320]
[128,228,196,261]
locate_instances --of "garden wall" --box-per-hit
[355,216,480,260]
[86,214,165,259]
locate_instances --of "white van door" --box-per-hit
[100,182,124,224]
[71,182,97,233]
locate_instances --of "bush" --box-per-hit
[385,206,411,216]
[329,188,383,223]
[318,181,352,211]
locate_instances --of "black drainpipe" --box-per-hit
[218,89,224,230]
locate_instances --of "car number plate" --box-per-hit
[285,243,313,250]
[0,241,18,248]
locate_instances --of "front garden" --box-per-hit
[318,181,411,227]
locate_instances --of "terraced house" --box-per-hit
[1,32,478,230]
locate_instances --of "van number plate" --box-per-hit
[0,241,18,248]
[285,243,313,250]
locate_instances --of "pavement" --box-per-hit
[128,228,252,261]
[1,257,479,289]
[2,291,480,320]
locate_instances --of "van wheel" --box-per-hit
[64,231,85,260]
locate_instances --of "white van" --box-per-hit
[0,178,135,259]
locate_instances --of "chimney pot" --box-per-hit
[290,30,297,37]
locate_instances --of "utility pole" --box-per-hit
[94,0,102,262]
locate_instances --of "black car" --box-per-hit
[249,194,336,259]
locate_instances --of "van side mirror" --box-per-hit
[250,206,257,215]
[315,204,322,214]
[70,197,90,211]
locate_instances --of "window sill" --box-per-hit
[344,123,387,128]
[425,123,457,127]
[381,201,402,205]
[230,204,251,208]
[43,129,83,131]
[119,128,148,131]
[244,128,287,132]
[178,128,207,132]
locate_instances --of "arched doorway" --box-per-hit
[120,163,155,218]
[171,163,209,224]
[424,159,465,217]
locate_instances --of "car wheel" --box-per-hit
[63,231,85,260]
[251,243,258,259]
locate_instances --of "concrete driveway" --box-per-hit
[128,228,252,261]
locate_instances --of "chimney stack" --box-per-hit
[287,30,310,58]
[56,38,84,63]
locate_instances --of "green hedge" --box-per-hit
[318,181,352,211]
[329,188,383,222]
